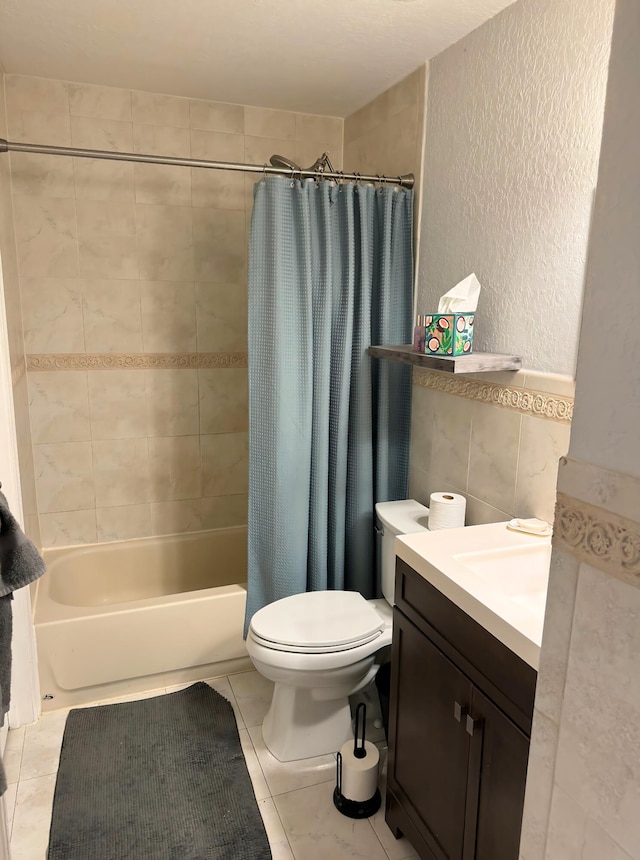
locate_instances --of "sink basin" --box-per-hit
[396,522,552,668]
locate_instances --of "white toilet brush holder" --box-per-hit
[333,703,381,819]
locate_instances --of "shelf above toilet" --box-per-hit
[368,345,522,374]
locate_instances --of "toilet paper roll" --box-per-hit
[338,740,380,803]
[428,492,466,530]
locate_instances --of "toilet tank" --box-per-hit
[375,500,430,605]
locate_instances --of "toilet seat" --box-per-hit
[249,590,384,654]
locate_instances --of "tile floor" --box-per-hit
[2,670,418,860]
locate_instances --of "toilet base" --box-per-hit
[262,682,353,762]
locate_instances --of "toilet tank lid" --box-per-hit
[375,499,430,535]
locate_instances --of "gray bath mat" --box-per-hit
[47,682,271,860]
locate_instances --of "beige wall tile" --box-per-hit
[545,785,586,860]
[145,370,199,437]
[21,277,85,352]
[201,432,248,496]
[582,819,633,860]
[148,435,201,502]
[96,503,151,542]
[10,152,75,198]
[76,199,138,279]
[387,70,421,118]
[520,710,560,860]
[514,415,570,523]
[408,464,431,507]
[150,499,202,535]
[193,208,246,282]
[8,110,72,147]
[73,158,134,202]
[92,438,149,507]
[140,280,196,352]
[523,371,575,398]
[429,391,472,491]
[553,564,640,857]
[462,492,512,526]
[82,278,142,352]
[28,371,90,443]
[68,83,131,121]
[189,100,244,134]
[39,509,97,547]
[244,135,294,167]
[13,196,79,277]
[134,163,191,207]
[245,107,295,140]
[535,549,579,724]
[135,203,194,281]
[198,368,248,434]
[294,140,343,172]
[190,129,245,209]
[5,75,69,115]
[133,123,191,157]
[467,401,521,512]
[195,282,247,352]
[132,91,190,127]
[87,370,147,439]
[70,115,133,152]
[295,114,343,147]
[200,494,247,528]
[34,441,94,513]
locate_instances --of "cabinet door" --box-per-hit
[466,687,530,860]
[388,610,473,860]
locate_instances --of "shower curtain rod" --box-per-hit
[0,138,414,189]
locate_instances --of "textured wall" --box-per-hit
[4,74,343,547]
[417,0,615,375]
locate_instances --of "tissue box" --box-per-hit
[424,313,474,356]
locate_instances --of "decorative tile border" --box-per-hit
[413,368,573,423]
[27,352,248,370]
[554,492,640,586]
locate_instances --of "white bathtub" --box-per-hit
[34,527,251,709]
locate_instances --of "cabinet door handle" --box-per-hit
[454,701,467,722]
[466,714,480,736]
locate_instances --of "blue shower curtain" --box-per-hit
[244,176,413,634]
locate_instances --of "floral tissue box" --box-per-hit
[424,313,474,356]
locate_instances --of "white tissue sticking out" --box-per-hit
[437,273,482,314]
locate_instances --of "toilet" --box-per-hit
[246,499,430,761]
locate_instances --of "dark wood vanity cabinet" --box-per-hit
[385,559,537,860]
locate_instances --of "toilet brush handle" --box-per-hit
[354,702,367,759]
[336,752,343,795]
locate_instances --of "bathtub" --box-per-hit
[34,527,251,710]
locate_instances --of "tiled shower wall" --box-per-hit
[0,73,40,546]
[4,74,343,547]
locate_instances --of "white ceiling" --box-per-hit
[0,0,516,117]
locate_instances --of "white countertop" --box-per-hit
[395,522,552,669]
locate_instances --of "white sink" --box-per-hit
[396,522,552,668]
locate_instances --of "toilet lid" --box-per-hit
[249,591,384,651]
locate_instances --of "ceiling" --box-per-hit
[0,0,517,117]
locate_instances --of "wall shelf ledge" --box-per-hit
[368,345,522,374]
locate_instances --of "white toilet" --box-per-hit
[246,499,430,761]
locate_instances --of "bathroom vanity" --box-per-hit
[385,523,550,860]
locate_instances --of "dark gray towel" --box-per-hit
[0,595,12,796]
[0,488,45,598]
[0,488,45,796]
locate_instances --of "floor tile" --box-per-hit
[274,780,389,860]
[10,773,56,860]
[369,793,418,860]
[248,725,336,798]
[239,728,270,801]
[3,782,17,836]
[2,727,25,784]
[21,710,68,780]
[228,670,274,728]
[259,797,295,859]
